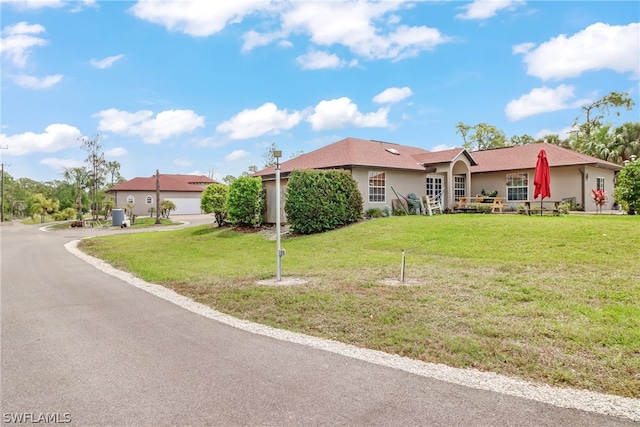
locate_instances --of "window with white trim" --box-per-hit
[454,175,466,199]
[126,195,135,204]
[506,173,528,201]
[146,196,153,204]
[368,171,386,203]
[426,176,443,199]
[596,177,605,191]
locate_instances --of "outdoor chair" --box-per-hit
[421,195,443,216]
[406,193,423,214]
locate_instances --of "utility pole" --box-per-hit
[155,170,161,224]
[1,145,8,224]
[273,149,283,281]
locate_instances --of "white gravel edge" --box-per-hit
[65,239,639,422]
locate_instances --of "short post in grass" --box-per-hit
[400,249,405,283]
[274,149,283,281]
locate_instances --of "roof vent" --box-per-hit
[385,148,400,155]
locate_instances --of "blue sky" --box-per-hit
[1,0,638,183]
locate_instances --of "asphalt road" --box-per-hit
[1,219,636,426]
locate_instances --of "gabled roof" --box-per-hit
[108,174,216,192]
[253,137,473,177]
[470,143,623,173]
[413,147,478,166]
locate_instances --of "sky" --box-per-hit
[1,0,639,183]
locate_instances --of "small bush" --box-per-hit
[365,208,384,218]
[52,207,77,221]
[227,176,263,227]
[613,160,640,215]
[285,169,363,234]
[201,183,229,226]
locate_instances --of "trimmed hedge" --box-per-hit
[227,176,263,227]
[285,169,363,234]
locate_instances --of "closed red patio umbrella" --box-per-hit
[534,149,551,215]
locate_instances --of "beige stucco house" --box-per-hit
[253,138,623,222]
[107,174,217,216]
[470,143,622,212]
[254,137,477,223]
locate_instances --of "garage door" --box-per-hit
[171,198,202,215]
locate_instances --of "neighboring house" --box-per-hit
[253,137,477,223]
[470,143,622,212]
[107,174,217,216]
[253,138,623,222]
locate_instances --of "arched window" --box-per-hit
[126,195,135,204]
[146,196,153,204]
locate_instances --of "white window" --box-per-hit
[454,175,466,199]
[126,195,135,204]
[596,177,605,191]
[426,176,443,199]
[146,196,153,204]
[506,173,528,201]
[368,171,386,203]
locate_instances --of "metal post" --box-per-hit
[0,145,8,224]
[1,162,4,224]
[400,249,405,283]
[274,150,283,281]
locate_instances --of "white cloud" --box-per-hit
[456,0,525,20]
[505,84,588,121]
[0,124,82,156]
[0,21,47,68]
[306,97,389,131]
[295,50,347,70]
[129,1,277,37]
[11,74,63,89]
[373,86,413,104]
[432,144,455,152]
[90,54,124,69]
[173,158,193,167]
[40,157,84,171]
[216,103,302,140]
[105,147,127,157]
[4,0,97,11]
[280,2,449,61]
[242,29,284,53]
[277,40,293,49]
[536,126,573,141]
[93,108,205,144]
[225,150,250,162]
[3,0,65,10]
[517,22,640,81]
[131,1,449,62]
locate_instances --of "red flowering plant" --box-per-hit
[591,189,607,214]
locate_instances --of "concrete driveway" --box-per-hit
[1,219,637,426]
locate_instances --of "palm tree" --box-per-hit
[30,193,60,223]
[161,199,176,218]
[102,198,116,219]
[63,167,89,214]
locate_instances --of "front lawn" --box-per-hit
[79,214,640,398]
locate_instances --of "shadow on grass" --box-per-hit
[190,226,242,239]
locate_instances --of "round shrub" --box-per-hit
[285,169,363,234]
[227,176,263,227]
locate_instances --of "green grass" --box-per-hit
[79,214,640,398]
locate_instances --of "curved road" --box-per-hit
[1,220,636,426]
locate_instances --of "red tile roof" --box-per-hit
[470,143,622,173]
[108,174,216,192]
[253,137,473,176]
